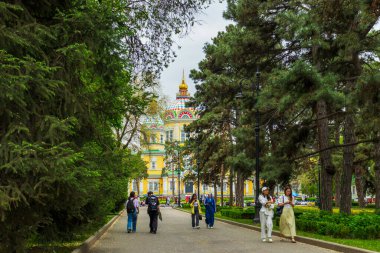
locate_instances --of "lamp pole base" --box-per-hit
[253,206,261,223]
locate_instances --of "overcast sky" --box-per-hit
[159,1,231,100]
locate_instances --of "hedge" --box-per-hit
[296,212,380,239]
[219,206,380,239]
[220,208,255,219]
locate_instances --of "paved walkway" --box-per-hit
[90,207,338,253]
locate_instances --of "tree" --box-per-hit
[0,0,210,251]
[191,0,380,214]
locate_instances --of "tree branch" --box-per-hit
[292,139,377,161]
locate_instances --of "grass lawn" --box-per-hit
[27,213,119,253]
[180,207,380,252]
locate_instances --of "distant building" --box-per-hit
[129,72,254,198]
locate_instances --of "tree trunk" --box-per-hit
[213,182,218,206]
[374,139,380,211]
[229,168,234,206]
[334,121,341,208]
[340,114,355,215]
[235,170,245,207]
[355,166,365,208]
[334,170,341,208]
[316,99,335,212]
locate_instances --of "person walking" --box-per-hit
[204,193,216,229]
[166,196,170,206]
[126,191,139,233]
[190,193,201,229]
[278,186,297,243]
[145,191,160,234]
[259,187,274,242]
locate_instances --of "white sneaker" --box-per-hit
[262,239,267,242]
[268,238,273,243]
[210,226,214,229]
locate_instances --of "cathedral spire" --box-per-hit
[177,69,190,99]
[179,69,188,90]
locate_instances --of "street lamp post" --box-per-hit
[177,152,181,207]
[229,109,239,207]
[197,139,201,200]
[253,69,261,223]
[171,163,175,198]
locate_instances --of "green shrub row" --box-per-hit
[216,206,380,239]
[220,208,255,219]
[296,212,380,239]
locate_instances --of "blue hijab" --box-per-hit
[205,194,216,212]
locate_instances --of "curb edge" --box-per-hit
[71,210,124,253]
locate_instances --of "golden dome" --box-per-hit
[179,80,188,90]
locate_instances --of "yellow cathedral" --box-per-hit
[129,73,254,200]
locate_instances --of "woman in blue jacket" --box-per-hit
[204,193,216,229]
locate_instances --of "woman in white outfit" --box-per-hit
[278,186,296,243]
[259,187,274,242]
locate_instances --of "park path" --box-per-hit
[90,206,338,253]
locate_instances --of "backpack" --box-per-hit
[148,196,158,212]
[126,197,135,213]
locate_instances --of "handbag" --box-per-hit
[276,196,284,217]
[198,214,202,220]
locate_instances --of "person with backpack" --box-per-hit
[126,191,139,233]
[278,186,296,243]
[190,193,202,229]
[259,187,274,242]
[145,191,160,234]
[204,193,216,229]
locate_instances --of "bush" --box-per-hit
[220,208,255,219]
[219,205,380,239]
[297,212,380,239]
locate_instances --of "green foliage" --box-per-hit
[220,208,255,219]
[190,0,380,212]
[218,205,379,239]
[0,0,208,251]
[297,212,380,239]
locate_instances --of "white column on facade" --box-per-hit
[177,125,181,141]
[163,176,168,195]
[139,181,143,194]
[245,181,249,193]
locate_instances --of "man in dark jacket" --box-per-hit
[145,191,160,234]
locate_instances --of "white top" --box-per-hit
[278,195,295,208]
[259,195,274,216]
